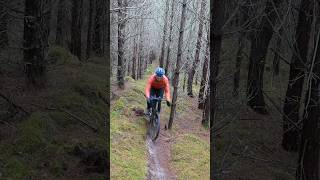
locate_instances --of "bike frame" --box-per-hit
[149,97,163,112]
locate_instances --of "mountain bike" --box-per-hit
[146,96,165,141]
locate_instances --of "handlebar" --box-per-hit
[148,97,166,101]
[147,96,171,107]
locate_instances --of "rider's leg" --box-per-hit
[155,88,164,112]
[146,88,156,114]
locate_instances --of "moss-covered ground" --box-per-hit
[0,46,108,179]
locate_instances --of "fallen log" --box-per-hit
[0,92,30,115]
[30,103,98,133]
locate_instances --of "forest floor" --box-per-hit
[213,102,297,180]
[212,37,297,180]
[110,64,209,180]
[0,47,108,179]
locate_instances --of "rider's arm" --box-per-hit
[164,77,171,101]
[145,76,153,98]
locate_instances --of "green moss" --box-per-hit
[125,76,135,82]
[15,112,57,155]
[0,47,109,179]
[1,156,35,179]
[270,167,295,180]
[87,56,109,66]
[48,46,80,65]
[110,108,147,180]
[51,90,88,110]
[145,65,153,75]
[123,89,146,109]
[0,113,59,179]
[172,134,210,180]
[111,143,147,179]
[110,75,148,179]
[81,62,109,83]
[175,97,189,113]
[48,111,71,127]
[114,97,128,111]
[49,160,65,177]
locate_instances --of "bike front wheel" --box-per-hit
[148,113,160,141]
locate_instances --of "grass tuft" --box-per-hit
[172,134,210,180]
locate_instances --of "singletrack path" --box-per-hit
[146,120,177,180]
[145,96,209,179]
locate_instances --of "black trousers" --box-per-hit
[147,87,164,112]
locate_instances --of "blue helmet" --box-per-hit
[155,67,165,77]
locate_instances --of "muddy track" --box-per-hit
[145,96,209,180]
[146,122,177,180]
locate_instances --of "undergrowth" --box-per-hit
[172,134,210,180]
[0,46,108,179]
[110,76,148,180]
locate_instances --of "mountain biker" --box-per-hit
[145,67,171,115]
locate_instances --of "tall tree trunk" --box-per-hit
[187,0,206,97]
[195,72,199,86]
[164,0,175,74]
[233,3,249,97]
[138,50,143,80]
[137,56,141,79]
[183,72,187,92]
[93,0,103,56]
[282,0,313,152]
[86,0,94,59]
[233,33,244,97]
[202,91,210,124]
[210,0,225,176]
[23,0,51,86]
[138,18,144,79]
[131,37,137,80]
[168,0,187,129]
[44,0,52,50]
[246,0,281,114]
[55,0,64,46]
[106,0,110,58]
[131,55,136,79]
[117,0,127,88]
[102,2,106,55]
[149,50,155,64]
[198,36,209,109]
[273,27,283,77]
[183,59,189,92]
[71,0,83,60]
[138,55,143,79]
[296,30,320,180]
[131,18,139,80]
[145,54,148,70]
[159,0,170,67]
[0,0,9,48]
[127,57,131,77]
[123,57,127,78]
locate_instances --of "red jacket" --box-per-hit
[145,74,171,101]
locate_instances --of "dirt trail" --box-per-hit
[146,120,177,180]
[145,95,209,180]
